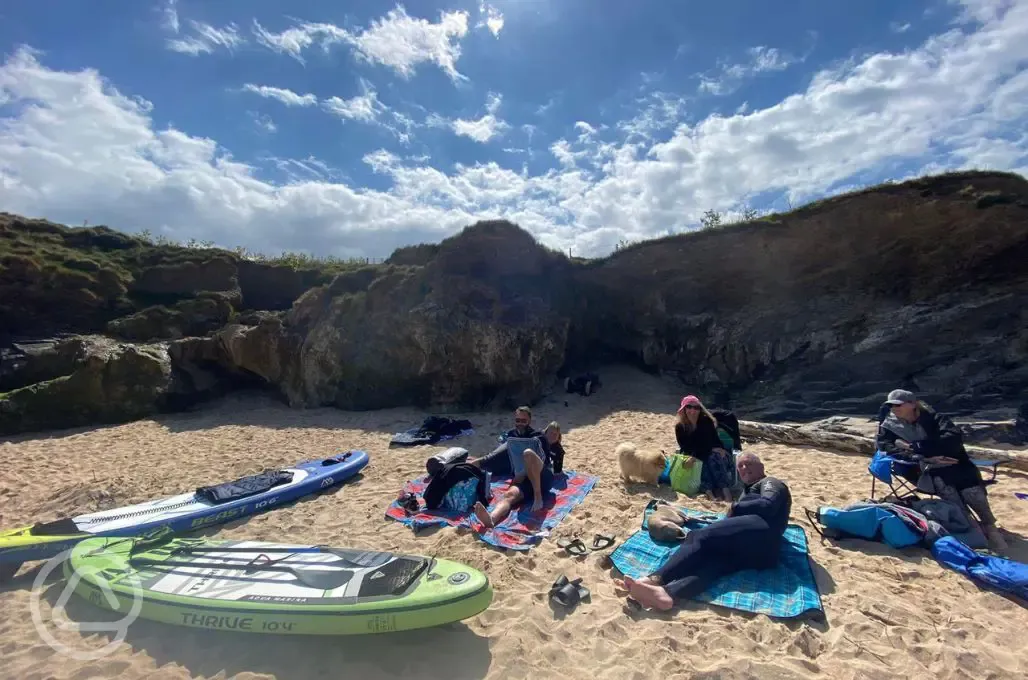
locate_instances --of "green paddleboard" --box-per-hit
[64,535,493,635]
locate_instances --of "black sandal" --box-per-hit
[550,574,590,608]
[590,533,616,551]
[557,537,588,556]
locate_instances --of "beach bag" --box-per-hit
[660,453,703,495]
[423,463,489,512]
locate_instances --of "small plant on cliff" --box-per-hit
[700,209,723,229]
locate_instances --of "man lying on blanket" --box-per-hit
[614,452,791,611]
[468,405,554,527]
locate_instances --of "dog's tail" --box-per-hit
[615,441,636,456]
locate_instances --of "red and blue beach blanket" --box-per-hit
[385,471,598,551]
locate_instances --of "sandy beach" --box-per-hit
[1,365,1025,680]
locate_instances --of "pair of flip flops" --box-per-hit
[550,574,590,608]
[557,533,616,555]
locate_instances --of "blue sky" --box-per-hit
[1,0,1026,259]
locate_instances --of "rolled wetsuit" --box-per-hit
[652,475,792,600]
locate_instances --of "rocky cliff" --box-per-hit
[2,170,1027,435]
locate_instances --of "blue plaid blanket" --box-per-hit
[610,501,824,619]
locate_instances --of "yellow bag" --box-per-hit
[663,453,703,496]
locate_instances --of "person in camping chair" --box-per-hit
[469,406,554,525]
[875,389,1007,552]
[613,453,791,611]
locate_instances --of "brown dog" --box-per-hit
[616,442,667,485]
[646,504,689,542]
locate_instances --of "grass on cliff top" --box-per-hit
[593,168,1027,263]
[2,169,1023,280]
[0,215,376,285]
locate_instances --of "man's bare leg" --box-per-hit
[473,488,523,529]
[523,451,544,511]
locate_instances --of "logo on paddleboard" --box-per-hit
[29,548,144,661]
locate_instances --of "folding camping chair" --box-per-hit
[868,451,1009,503]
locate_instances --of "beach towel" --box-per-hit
[610,501,824,619]
[385,471,598,551]
[931,535,1028,601]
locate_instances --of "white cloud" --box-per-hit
[322,83,383,123]
[249,112,277,134]
[450,92,510,143]
[478,2,505,37]
[250,20,348,65]
[1,1,1027,261]
[162,0,180,34]
[251,6,471,82]
[239,80,406,138]
[890,21,913,33]
[242,84,317,107]
[163,6,246,57]
[698,45,798,95]
[346,6,471,81]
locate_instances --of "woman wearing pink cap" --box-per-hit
[675,395,735,502]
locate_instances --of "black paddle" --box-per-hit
[167,545,387,569]
[127,556,357,591]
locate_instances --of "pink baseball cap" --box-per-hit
[678,395,701,412]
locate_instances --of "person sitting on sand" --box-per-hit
[613,452,790,611]
[468,406,554,527]
[544,421,566,475]
[875,389,1007,551]
[675,395,734,502]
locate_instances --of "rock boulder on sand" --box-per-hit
[0,336,172,434]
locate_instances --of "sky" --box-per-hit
[0,0,1026,260]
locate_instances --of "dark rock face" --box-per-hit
[107,294,235,341]
[0,336,172,435]
[2,171,1027,434]
[131,257,239,298]
[568,172,1028,420]
[268,223,573,410]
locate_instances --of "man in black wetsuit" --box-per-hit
[614,452,791,611]
[468,406,554,526]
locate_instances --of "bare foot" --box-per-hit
[531,498,543,512]
[473,502,494,529]
[626,579,674,611]
[612,576,636,594]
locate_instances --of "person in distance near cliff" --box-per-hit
[468,406,555,527]
[875,389,1007,552]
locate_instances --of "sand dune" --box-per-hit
[1,366,1025,680]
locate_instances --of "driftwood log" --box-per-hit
[738,420,1028,473]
